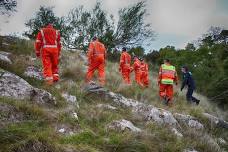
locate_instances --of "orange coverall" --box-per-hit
[140,61,149,87]
[35,24,61,85]
[158,63,178,103]
[132,58,142,85]
[119,52,131,84]
[86,40,106,85]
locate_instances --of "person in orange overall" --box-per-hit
[158,59,178,106]
[140,58,149,87]
[86,37,106,86]
[119,47,132,84]
[35,23,61,85]
[132,56,143,86]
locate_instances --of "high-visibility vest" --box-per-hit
[161,64,176,84]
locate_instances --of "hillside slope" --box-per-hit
[0,36,227,152]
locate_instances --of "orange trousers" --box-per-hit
[86,57,105,85]
[159,84,173,102]
[135,70,142,86]
[121,67,131,84]
[41,48,59,84]
[141,72,149,87]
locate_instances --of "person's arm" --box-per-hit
[119,54,124,71]
[174,70,179,85]
[181,74,188,91]
[35,31,42,57]
[87,42,94,65]
[103,44,107,64]
[157,66,162,85]
[57,30,61,57]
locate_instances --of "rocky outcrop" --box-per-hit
[174,113,204,129]
[86,83,178,126]
[0,69,55,105]
[203,113,228,129]
[0,103,24,127]
[0,51,12,64]
[107,119,141,132]
[62,93,78,106]
[24,66,43,80]
[96,104,117,110]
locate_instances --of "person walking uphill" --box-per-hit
[158,59,178,106]
[119,47,132,84]
[86,37,107,86]
[140,58,149,87]
[35,23,61,85]
[181,66,200,105]
[132,56,143,86]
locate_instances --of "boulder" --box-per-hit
[96,104,117,110]
[171,128,183,137]
[133,105,178,126]
[0,69,55,105]
[174,113,204,129]
[203,113,228,129]
[0,51,12,64]
[24,66,43,80]
[107,119,141,132]
[62,93,77,104]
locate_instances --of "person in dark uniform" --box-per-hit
[180,66,200,105]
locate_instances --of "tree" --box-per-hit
[24,6,65,39]
[145,50,160,64]
[64,1,155,50]
[185,43,196,51]
[64,3,114,50]
[128,46,145,57]
[0,0,17,16]
[114,1,154,47]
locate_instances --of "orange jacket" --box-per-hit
[87,40,106,63]
[119,52,131,70]
[158,63,178,85]
[132,58,141,72]
[35,24,61,55]
[141,62,149,75]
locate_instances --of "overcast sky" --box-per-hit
[0,0,228,51]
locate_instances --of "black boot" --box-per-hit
[196,99,200,105]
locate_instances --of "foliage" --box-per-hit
[0,0,17,16]
[24,6,66,39]
[144,27,228,109]
[24,2,155,51]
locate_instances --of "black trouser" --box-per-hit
[186,88,199,103]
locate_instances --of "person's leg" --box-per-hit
[186,88,193,103]
[159,84,167,104]
[166,85,174,104]
[51,48,59,82]
[86,61,98,84]
[42,49,53,85]
[98,61,105,86]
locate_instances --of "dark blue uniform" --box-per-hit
[181,72,200,104]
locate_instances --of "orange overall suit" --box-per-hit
[86,39,106,86]
[119,51,131,84]
[158,63,178,104]
[140,61,149,87]
[35,24,61,85]
[132,57,142,86]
